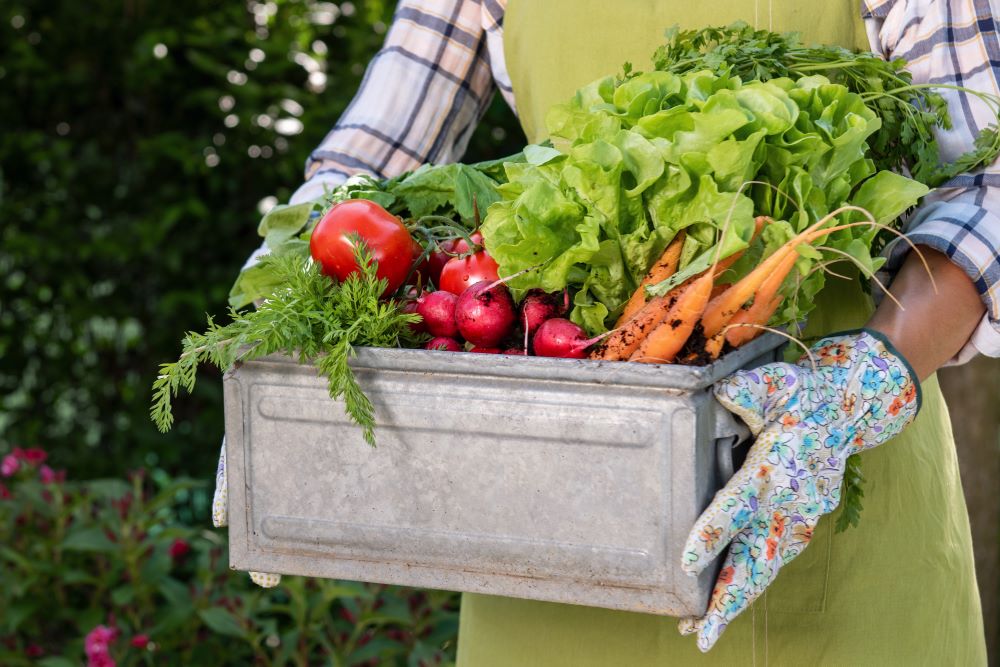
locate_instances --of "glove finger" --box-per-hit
[681,461,761,575]
[677,616,700,636]
[697,538,770,652]
[695,606,730,652]
[678,547,746,652]
[682,423,792,575]
[713,368,772,436]
[250,571,281,588]
[212,439,228,529]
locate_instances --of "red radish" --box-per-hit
[424,337,462,352]
[398,285,428,333]
[532,318,603,359]
[519,289,569,336]
[401,299,427,334]
[470,346,501,354]
[455,281,516,347]
[416,291,459,338]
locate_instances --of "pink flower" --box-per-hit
[39,465,66,484]
[0,483,10,500]
[25,644,44,657]
[1,455,19,477]
[85,625,118,667]
[14,447,48,466]
[168,538,190,561]
[129,634,149,649]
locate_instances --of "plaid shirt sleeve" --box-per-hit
[287,0,507,205]
[864,0,1000,359]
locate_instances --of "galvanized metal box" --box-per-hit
[223,335,782,617]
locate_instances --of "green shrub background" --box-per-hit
[0,0,524,477]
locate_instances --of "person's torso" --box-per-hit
[503,0,870,143]
[456,2,986,664]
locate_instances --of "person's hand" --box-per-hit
[678,330,920,651]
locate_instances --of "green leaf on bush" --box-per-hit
[198,607,248,639]
[37,657,78,667]
[0,546,32,570]
[349,636,405,663]
[4,600,40,633]
[61,569,97,585]
[62,527,117,553]
[158,577,192,610]
[85,479,130,499]
[408,640,444,667]
[111,584,135,605]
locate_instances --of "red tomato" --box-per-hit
[309,199,417,296]
[428,232,484,287]
[452,231,484,255]
[438,250,500,295]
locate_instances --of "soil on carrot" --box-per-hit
[676,324,715,366]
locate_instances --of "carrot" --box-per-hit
[703,333,725,360]
[719,244,794,349]
[700,214,855,339]
[617,217,768,329]
[590,293,674,360]
[596,263,718,362]
[616,232,685,326]
[724,293,784,347]
[628,270,715,364]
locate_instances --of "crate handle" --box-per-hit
[713,405,751,482]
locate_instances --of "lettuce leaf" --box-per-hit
[481,70,928,334]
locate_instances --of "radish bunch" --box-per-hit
[417,279,516,351]
[411,282,598,359]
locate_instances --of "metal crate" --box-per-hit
[224,335,783,617]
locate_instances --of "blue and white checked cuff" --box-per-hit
[881,186,1000,361]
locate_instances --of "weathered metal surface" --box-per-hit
[224,335,783,616]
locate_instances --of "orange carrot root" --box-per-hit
[704,333,725,359]
[591,293,674,361]
[700,208,872,339]
[725,294,784,347]
[617,232,685,326]
[628,271,715,364]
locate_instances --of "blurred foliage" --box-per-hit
[0,447,459,665]
[0,0,525,476]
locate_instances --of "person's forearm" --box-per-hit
[866,247,984,381]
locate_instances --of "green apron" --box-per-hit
[456,1,987,664]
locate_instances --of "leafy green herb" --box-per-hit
[651,22,1000,186]
[835,453,865,532]
[151,245,419,446]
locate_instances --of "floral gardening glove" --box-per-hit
[678,329,921,651]
[212,441,281,588]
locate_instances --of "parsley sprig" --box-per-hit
[651,22,1000,187]
[150,245,420,446]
